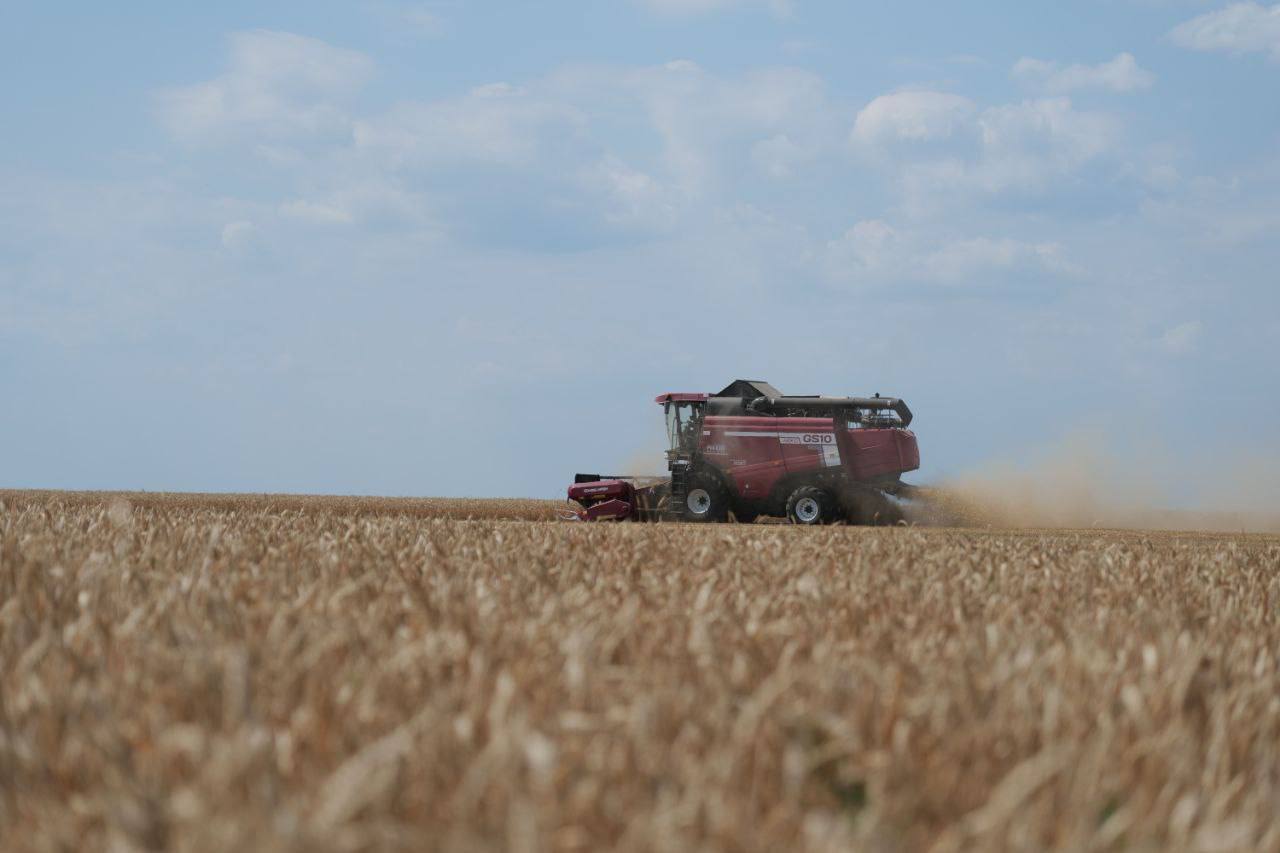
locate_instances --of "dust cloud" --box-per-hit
[618,422,670,477]
[921,430,1280,533]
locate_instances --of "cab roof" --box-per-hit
[654,392,709,404]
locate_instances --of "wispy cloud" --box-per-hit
[852,91,1120,206]
[638,0,794,18]
[399,4,446,37]
[156,30,373,143]
[1170,2,1280,59]
[1160,320,1202,354]
[1013,53,1155,93]
[851,91,976,145]
[822,220,1071,287]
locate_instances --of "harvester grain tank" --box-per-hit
[567,379,921,525]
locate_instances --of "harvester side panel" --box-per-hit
[701,416,791,501]
[702,416,908,501]
[703,417,919,497]
[838,428,920,480]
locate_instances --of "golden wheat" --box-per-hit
[2,491,1278,851]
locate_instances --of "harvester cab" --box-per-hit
[568,379,920,525]
[663,397,703,460]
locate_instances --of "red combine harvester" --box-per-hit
[567,379,921,525]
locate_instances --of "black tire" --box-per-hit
[786,486,840,525]
[680,471,730,523]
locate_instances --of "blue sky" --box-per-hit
[2,1,1278,501]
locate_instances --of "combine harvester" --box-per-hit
[567,380,922,525]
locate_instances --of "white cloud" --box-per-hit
[824,219,897,274]
[277,182,431,229]
[580,157,679,227]
[157,43,834,240]
[400,5,445,37]
[152,43,1120,262]
[640,0,795,17]
[353,89,585,167]
[978,97,1115,166]
[157,30,373,143]
[220,220,258,252]
[851,91,976,145]
[751,133,809,177]
[920,236,1067,283]
[360,80,599,174]
[279,199,356,225]
[1170,2,1280,59]
[1160,320,1203,354]
[1013,53,1155,93]
[369,3,448,39]
[823,220,1069,286]
[926,97,1116,197]
[560,62,829,196]
[854,92,1119,205]
[1139,162,1280,247]
[156,56,835,247]
[470,82,526,98]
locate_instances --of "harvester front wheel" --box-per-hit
[682,472,729,523]
[786,486,839,525]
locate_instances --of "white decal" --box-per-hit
[823,444,841,467]
[779,433,835,446]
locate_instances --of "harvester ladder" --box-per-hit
[668,463,689,519]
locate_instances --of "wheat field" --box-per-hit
[2,490,1278,852]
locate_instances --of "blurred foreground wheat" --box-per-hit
[1,491,1278,851]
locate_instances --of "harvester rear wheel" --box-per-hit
[786,486,839,525]
[681,472,729,523]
